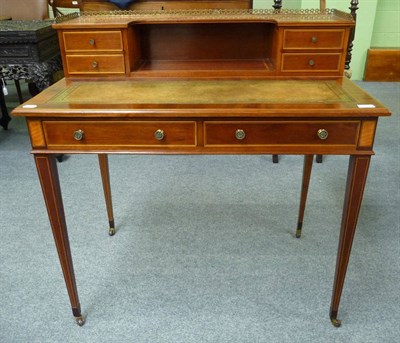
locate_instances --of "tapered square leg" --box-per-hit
[330,155,371,327]
[98,154,116,236]
[296,155,314,238]
[34,154,84,325]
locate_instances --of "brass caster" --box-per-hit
[109,227,116,236]
[295,222,302,238]
[75,315,85,326]
[331,318,342,327]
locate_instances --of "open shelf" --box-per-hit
[129,22,276,77]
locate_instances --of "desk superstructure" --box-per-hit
[13,9,391,327]
[56,9,353,79]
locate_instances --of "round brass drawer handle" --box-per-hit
[73,129,85,141]
[89,38,95,46]
[311,36,318,43]
[154,129,165,141]
[235,129,246,140]
[308,59,315,67]
[91,61,98,69]
[317,129,329,140]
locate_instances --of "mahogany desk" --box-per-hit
[12,10,391,327]
[13,77,391,327]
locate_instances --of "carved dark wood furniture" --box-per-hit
[0,20,61,129]
[13,6,390,328]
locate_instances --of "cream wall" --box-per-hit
[371,0,400,48]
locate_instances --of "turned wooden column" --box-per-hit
[345,0,359,71]
[273,0,282,10]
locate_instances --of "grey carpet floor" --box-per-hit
[0,81,399,342]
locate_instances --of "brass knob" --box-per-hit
[311,36,318,43]
[317,129,328,140]
[89,38,95,46]
[73,129,85,141]
[235,129,246,140]
[154,129,165,140]
[309,59,315,66]
[91,61,98,69]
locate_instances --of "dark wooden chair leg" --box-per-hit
[0,83,11,130]
[14,80,24,103]
[98,154,116,236]
[316,154,323,163]
[296,155,314,238]
[272,154,279,163]
[28,82,40,97]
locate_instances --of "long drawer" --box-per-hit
[204,121,360,146]
[63,31,124,52]
[66,55,125,74]
[43,121,197,148]
[283,29,345,50]
[281,53,341,72]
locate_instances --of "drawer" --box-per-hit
[283,29,345,50]
[63,31,123,52]
[281,53,341,72]
[66,55,125,74]
[204,121,360,146]
[43,121,197,148]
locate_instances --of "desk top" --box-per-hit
[13,78,390,118]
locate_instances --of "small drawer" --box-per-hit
[204,121,359,146]
[43,121,197,149]
[63,31,123,52]
[66,55,125,74]
[281,53,341,72]
[283,29,345,50]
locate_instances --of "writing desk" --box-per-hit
[12,10,391,327]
